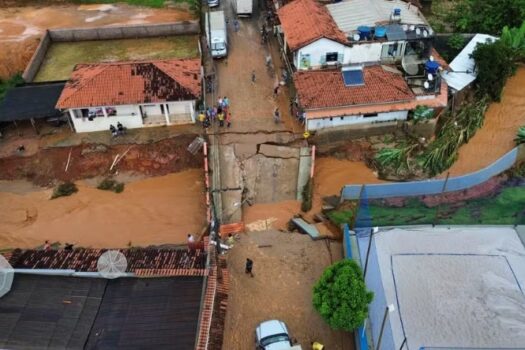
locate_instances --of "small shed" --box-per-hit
[441,34,498,92]
[0,82,66,133]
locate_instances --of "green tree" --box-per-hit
[313,259,373,331]
[501,21,525,59]
[472,39,516,101]
[453,0,525,35]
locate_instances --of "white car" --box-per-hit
[255,320,300,350]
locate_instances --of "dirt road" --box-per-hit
[0,3,194,78]
[223,230,354,349]
[446,67,525,176]
[0,170,205,249]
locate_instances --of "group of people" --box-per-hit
[198,96,231,128]
[109,122,126,137]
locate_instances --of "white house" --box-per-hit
[56,59,202,133]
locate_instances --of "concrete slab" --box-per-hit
[233,143,258,160]
[296,147,312,201]
[259,144,300,159]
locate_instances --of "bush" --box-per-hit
[313,259,373,331]
[472,40,516,101]
[515,126,525,145]
[0,73,24,102]
[97,178,125,193]
[51,182,78,199]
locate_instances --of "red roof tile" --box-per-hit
[56,58,201,109]
[277,0,347,51]
[294,65,415,109]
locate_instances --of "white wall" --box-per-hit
[306,110,408,131]
[141,104,163,116]
[70,108,144,133]
[345,42,383,64]
[295,38,347,70]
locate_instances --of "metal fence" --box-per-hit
[341,147,520,200]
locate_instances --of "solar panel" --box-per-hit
[342,69,364,86]
[385,24,407,41]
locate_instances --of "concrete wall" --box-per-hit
[70,107,144,133]
[23,21,199,82]
[295,38,346,69]
[49,21,199,41]
[311,121,400,146]
[22,30,51,82]
[306,110,408,131]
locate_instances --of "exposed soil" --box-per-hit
[0,135,202,186]
[223,230,354,350]
[0,3,194,78]
[445,67,525,176]
[0,169,206,249]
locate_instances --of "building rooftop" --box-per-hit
[0,82,65,122]
[56,59,201,109]
[6,247,207,276]
[442,34,498,92]
[277,0,347,51]
[357,226,525,350]
[294,65,415,110]
[327,0,427,34]
[0,274,203,350]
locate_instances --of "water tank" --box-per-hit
[425,60,440,74]
[357,26,371,40]
[393,8,401,16]
[375,26,386,38]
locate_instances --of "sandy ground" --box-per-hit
[0,3,194,78]
[223,230,354,350]
[0,170,206,249]
[446,67,525,176]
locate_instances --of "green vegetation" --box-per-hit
[327,210,354,227]
[501,21,525,59]
[328,186,525,227]
[516,126,525,145]
[34,36,200,82]
[0,73,24,102]
[97,178,125,193]
[51,182,78,199]
[313,260,373,331]
[451,0,525,35]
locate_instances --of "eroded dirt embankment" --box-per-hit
[0,135,202,186]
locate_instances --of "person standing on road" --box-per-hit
[198,111,206,127]
[245,258,254,277]
[218,111,225,127]
[251,70,256,84]
[211,106,217,123]
[273,107,281,124]
[226,111,231,128]
[273,82,280,98]
[311,341,324,350]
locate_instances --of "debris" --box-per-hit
[64,148,72,172]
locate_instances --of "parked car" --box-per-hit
[255,320,301,350]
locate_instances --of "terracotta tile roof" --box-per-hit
[277,0,348,51]
[5,247,207,275]
[295,65,415,110]
[56,58,202,109]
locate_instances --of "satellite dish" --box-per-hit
[0,255,14,298]
[427,73,434,81]
[353,33,360,41]
[422,30,428,37]
[97,250,128,279]
[409,25,415,31]
[429,55,435,61]
[415,28,421,35]
[423,81,430,89]
[402,55,420,75]
[402,24,408,31]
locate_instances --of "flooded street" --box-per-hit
[0,170,206,249]
[0,3,194,78]
[447,67,525,176]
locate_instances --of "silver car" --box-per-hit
[255,320,295,350]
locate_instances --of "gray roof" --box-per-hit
[327,0,427,34]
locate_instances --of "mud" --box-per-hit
[446,67,525,176]
[0,170,206,249]
[0,4,194,78]
[0,135,202,185]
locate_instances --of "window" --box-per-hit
[326,52,338,62]
[364,113,378,118]
[381,43,401,58]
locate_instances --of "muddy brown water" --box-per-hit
[0,170,206,249]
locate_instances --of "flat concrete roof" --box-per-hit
[361,226,525,350]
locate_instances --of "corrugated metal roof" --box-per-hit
[327,0,427,34]
[442,33,498,91]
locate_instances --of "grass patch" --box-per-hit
[329,186,525,227]
[97,178,125,193]
[51,182,78,199]
[34,36,200,82]
[0,73,24,102]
